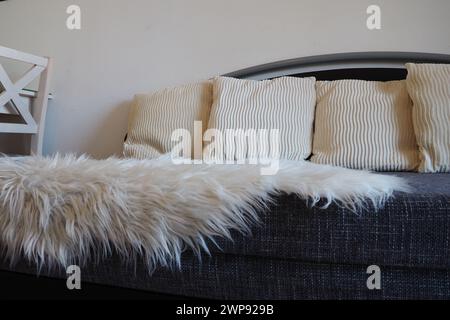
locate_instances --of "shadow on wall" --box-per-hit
[88,100,132,159]
[0,100,132,158]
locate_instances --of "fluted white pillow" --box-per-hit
[207,76,316,160]
[406,63,450,172]
[124,82,212,159]
[311,80,419,171]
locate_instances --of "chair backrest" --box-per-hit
[0,45,52,155]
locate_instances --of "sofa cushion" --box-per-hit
[311,80,419,171]
[124,81,212,159]
[1,172,449,280]
[212,172,450,269]
[406,63,450,173]
[207,76,316,161]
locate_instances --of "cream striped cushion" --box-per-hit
[406,63,450,172]
[311,80,419,171]
[207,76,316,160]
[124,82,212,159]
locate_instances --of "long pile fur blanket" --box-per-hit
[0,155,409,271]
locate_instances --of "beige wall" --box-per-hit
[1,0,449,158]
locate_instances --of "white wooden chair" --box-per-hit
[0,45,52,155]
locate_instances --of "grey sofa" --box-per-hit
[1,172,449,299]
[1,52,450,299]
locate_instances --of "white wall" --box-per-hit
[1,0,449,158]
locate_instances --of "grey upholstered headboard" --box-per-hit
[223,51,450,81]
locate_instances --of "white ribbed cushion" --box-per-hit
[406,63,450,172]
[207,76,316,160]
[124,82,212,159]
[311,80,419,171]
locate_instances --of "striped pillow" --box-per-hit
[406,63,450,172]
[207,76,316,160]
[124,82,212,159]
[311,80,419,171]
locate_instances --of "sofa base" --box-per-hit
[1,251,449,300]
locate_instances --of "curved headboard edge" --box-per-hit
[223,52,450,80]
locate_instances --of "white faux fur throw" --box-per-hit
[0,155,409,270]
